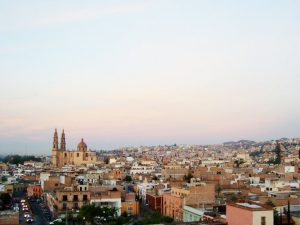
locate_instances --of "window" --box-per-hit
[62,202,67,209]
[83,195,88,201]
[65,153,67,157]
[128,206,133,211]
[77,153,79,157]
[73,202,79,209]
[261,216,266,225]
[62,195,67,201]
[73,195,78,201]
[86,153,88,157]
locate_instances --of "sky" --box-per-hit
[1,0,300,155]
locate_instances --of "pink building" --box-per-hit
[227,202,273,225]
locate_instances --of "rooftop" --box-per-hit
[236,203,262,209]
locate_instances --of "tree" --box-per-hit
[77,204,118,224]
[1,176,7,183]
[287,200,291,225]
[1,155,42,164]
[216,186,222,198]
[274,142,282,165]
[163,216,173,223]
[265,199,275,207]
[226,193,238,202]
[234,159,244,168]
[124,175,132,182]
[274,209,280,225]
[184,172,194,183]
[0,193,11,209]
[104,157,110,164]
[152,175,158,181]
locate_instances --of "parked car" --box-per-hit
[24,213,31,218]
[26,217,34,223]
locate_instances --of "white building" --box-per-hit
[130,162,155,175]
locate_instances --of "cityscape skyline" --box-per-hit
[1,0,300,154]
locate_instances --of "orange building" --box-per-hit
[227,202,273,225]
[46,188,90,217]
[0,210,19,225]
[121,193,140,216]
[163,183,215,221]
[43,176,72,192]
[27,185,42,198]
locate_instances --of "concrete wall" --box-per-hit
[227,204,253,225]
[252,210,273,225]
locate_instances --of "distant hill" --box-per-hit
[223,140,256,146]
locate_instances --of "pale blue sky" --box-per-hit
[1,0,300,154]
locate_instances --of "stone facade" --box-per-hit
[51,129,97,168]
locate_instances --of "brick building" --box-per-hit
[27,185,42,198]
[163,183,215,221]
[146,192,163,213]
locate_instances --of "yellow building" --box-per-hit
[51,129,97,168]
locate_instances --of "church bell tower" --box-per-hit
[60,129,66,151]
[51,128,59,167]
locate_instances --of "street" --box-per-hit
[19,199,51,225]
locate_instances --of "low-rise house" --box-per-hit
[0,210,19,225]
[90,188,122,216]
[226,202,273,225]
[163,182,215,221]
[121,192,139,216]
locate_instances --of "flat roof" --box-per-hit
[236,203,262,209]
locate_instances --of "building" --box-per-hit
[51,129,97,168]
[129,162,155,175]
[146,192,163,213]
[46,188,90,217]
[163,183,215,221]
[226,202,273,225]
[90,189,122,216]
[121,193,140,216]
[27,184,41,198]
[183,205,205,222]
[0,210,19,225]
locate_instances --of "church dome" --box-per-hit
[77,138,87,151]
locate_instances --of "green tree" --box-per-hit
[104,157,109,164]
[227,193,238,202]
[234,159,245,168]
[78,204,118,224]
[2,155,42,164]
[184,172,194,183]
[163,216,173,223]
[152,175,158,181]
[274,142,282,164]
[216,186,222,198]
[124,175,132,182]
[287,200,291,225]
[265,199,275,207]
[1,176,7,183]
[0,193,11,208]
[274,209,280,225]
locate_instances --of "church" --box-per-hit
[51,129,97,168]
